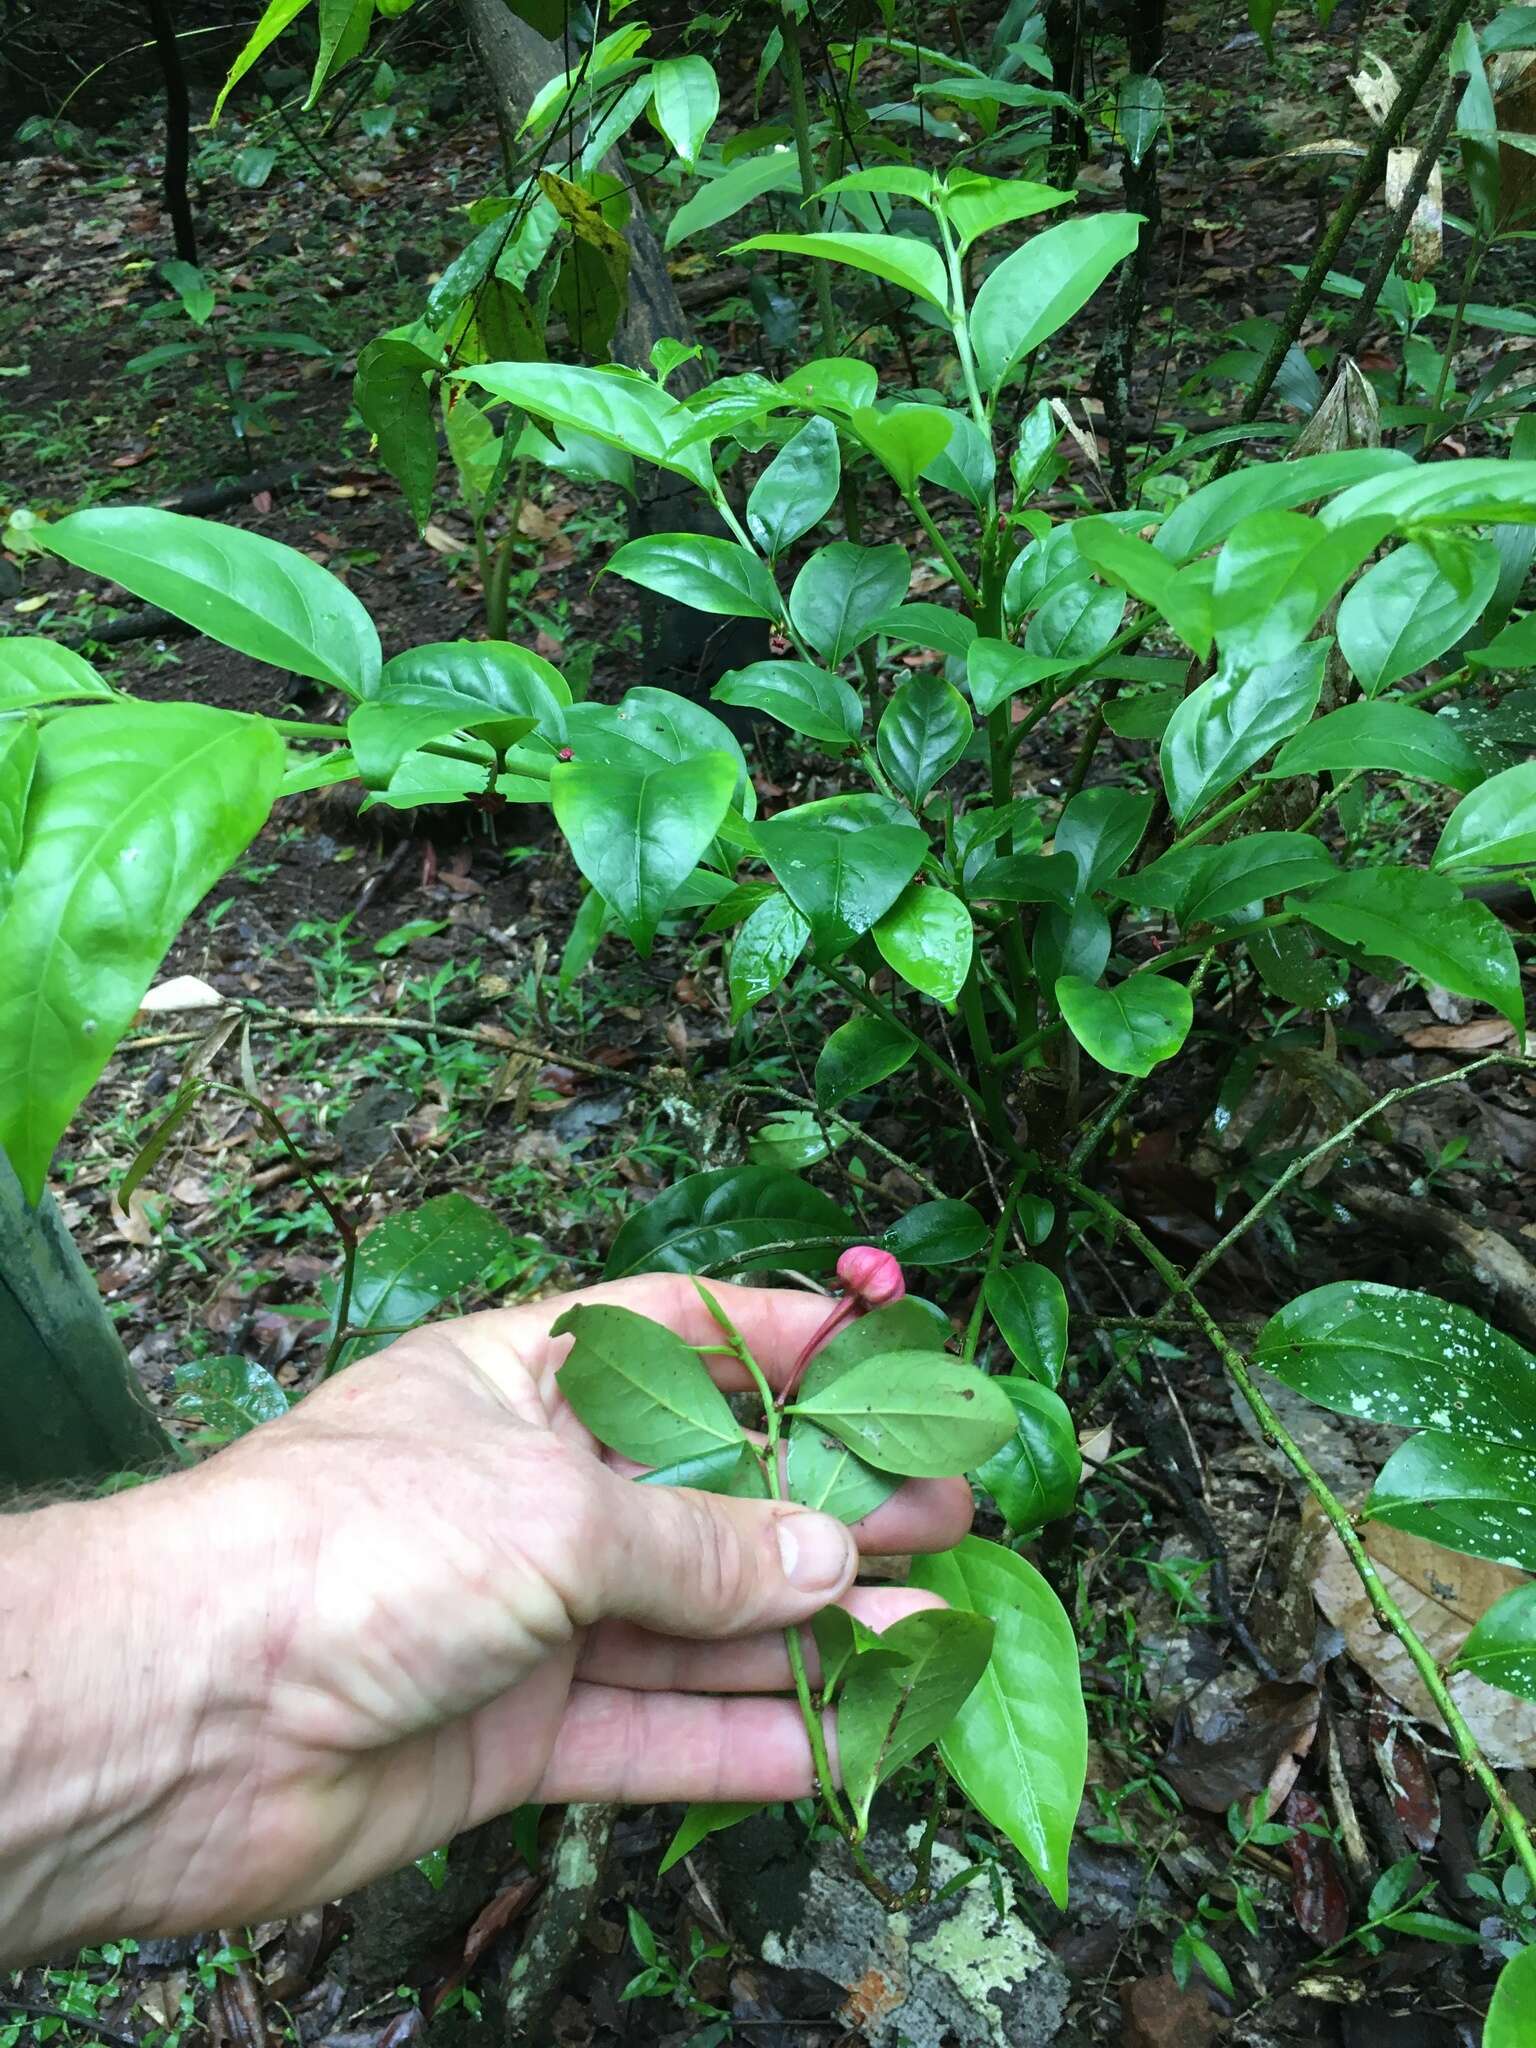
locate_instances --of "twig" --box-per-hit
[1336,72,1461,361]
[0,2005,136,2048]
[143,0,197,264]
[501,1803,616,2045]
[727,1081,946,1201]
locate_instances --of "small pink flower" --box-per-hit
[836,1244,905,1308]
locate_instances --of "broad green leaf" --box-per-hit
[1246,922,1349,1012]
[909,1537,1086,1907]
[1211,511,1388,668]
[1368,1430,1536,1569]
[938,170,1071,253]
[1153,449,1412,564]
[1272,701,1484,793]
[850,404,954,493]
[873,883,973,1003]
[517,417,633,493]
[348,702,506,786]
[839,1609,996,1830]
[43,508,382,697]
[649,54,718,166]
[325,1192,514,1366]
[356,331,441,532]
[1457,1585,1536,1701]
[985,1264,1069,1384]
[307,0,373,106]
[789,542,910,664]
[604,1165,854,1277]
[748,1113,834,1172]
[1032,900,1110,995]
[172,1354,289,1445]
[551,751,736,954]
[658,1803,759,1877]
[728,892,811,1023]
[1054,784,1153,890]
[0,704,283,1203]
[747,417,841,556]
[964,849,1075,904]
[637,1442,769,1499]
[1338,538,1501,694]
[790,1352,1017,1476]
[969,213,1141,391]
[882,1199,989,1265]
[1161,644,1326,822]
[1057,972,1193,1076]
[1073,520,1212,654]
[1317,457,1536,533]
[1024,574,1126,664]
[1293,866,1522,1029]
[377,640,570,741]
[798,1299,952,1401]
[552,1302,745,1465]
[0,720,40,923]
[1434,760,1536,870]
[457,361,714,491]
[786,1300,939,1523]
[1118,831,1336,927]
[873,604,978,661]
[1486,1939,1536,2046]
[921,411,996,507]
[0,639,115,712]
[755,794,926,957]
[731,230,950,310]
[665,149,801,250]
[822,166,938,205]
[714,660,861,744]
[966,638,1067,716]
[780,357,880,414]
[213,0,312,122]
[606,533,781,619]
[1114,74,1165,165]
[815,1012,914,1111]
[564,687,750,809]
[877,674,972,804]
[974,1378,1080,1533]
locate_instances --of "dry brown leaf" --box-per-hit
[1400,1016,1514,1050]
[1348,52,1398,125]
[137,973,228,1016]
[423,520,469,554]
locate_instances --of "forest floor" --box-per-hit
[4,1,1536,2043]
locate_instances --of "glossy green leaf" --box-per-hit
[822,166,938,205]
[799,1300,952,1402]
[786,1301,939,1523]
[780,357,879,414]
[713,660,861,744]
[985,1263,1069,1385]
[637,1442,769,1499]
[604,1165,854,1277]
[1114,73,1165,165]
[1032,900,1111,995]
[1153,450,1412,563]
[377,640,571,741]
[938,170,1071,252]
[1024,575,1126,664]
[0,720,39,924]
[328,1192,515,1366]
[850,404,955,493]
[1434,760,1536,870]
[909,1537,1085,1907]
[1161,644,1326,822]
[1485,1940,1536,2045]
[1211,511,1387,668]
[552,1302,745,1465]
[815,1012,915,1111]
[969,212,1141,390]
[731,230,950,310]
[1054,784,1154,890]
[1368,1430,1536,1569]
[1317,457,1536,533]
[1337,537,1500,694]
[1293,866,1523,1030]
[974,1378,1080,1532]
[748,1113,833,1172]
[754,794,926,957]
[458,361,715,490]
[43,508,382,697]
[966,638,1069,717]
[728,892,811,1024]
[665,150,801,250]
[1246,923,1349,1012]
[877,674,972,804]
[649,54,718,165]
[1057,972,1193,1076]
[969,851,1078,907]
[747,417,841,556]
[0,704,283,1203]
[1271,701,1484,793]
[348,702,504,786]
[1457,1585,1536,1700]
[1072,520,1213,654]
[921,411,996,507]
[564,687,750,808]
[872,604,978,661]
[658,1802,759,1877]
[551,751,736,954]
[790,1351,1017,1476]
[172,1354,289,1445]
[873,883,973,1003]
[882,1199,989,1265]
[356,331,441,532]
[607,533,781,619]
[212,0,311,122]
[1118,832,1337,927]
[0,639,114,712]
[789,542,910,664]
[839,1609,996,1830]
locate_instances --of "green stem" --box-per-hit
[1164,783,1268,856]
[963,1173,1025,1360]
[902,489,980,608]
[959,958,1011,1140]
[271,717,346,741]
[777,5,838,357]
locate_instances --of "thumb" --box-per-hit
[590,1466,857,1640]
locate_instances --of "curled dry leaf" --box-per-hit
[1163,1673,1321,1815]
[1348,52,1398,126]
[136,973,228,1016]
[1369,1694,1441,1853]
[1285,1788,1350,1946]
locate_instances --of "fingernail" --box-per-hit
[778,1512,854,1593]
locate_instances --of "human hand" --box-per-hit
[1,1276,968,1959]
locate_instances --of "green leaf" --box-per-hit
[909,1537,1086,1907]
[1367,1430,1536,1570]
[882,1199,989,1265]
[552,1301,744,1465]
[307,0,373,105]
[1054,784,1153,890]
[1317,456,1536,534]
[1114,73,1165,165]
[748,1113,833,1172]
[1032,900,1109,995]
[1338,537,1501,694]
[377,640,570,742]
[1057,972,1193,1076]
[1161,645,1326,822]
[564,688,750,808]
[815,1013,915,1111]
[799,1299,951,1400]
[42,508,382,698]
[1294,866,1523,1030]
[172,1354,289,1445]
[974,1378,1080,1533]
[789,542,910,664]
[658,1803,759,1877]
[649,54,718,166]
[1487,1944,1536,2048]
[1458,1585,1536,1700]
[822,166,938,205]
[329,1193,515,1365]
[551,751,736,954]
[0,638,115,712]
[665,150,801,250]
[877,674,972,804]
[1211,511,1388,669]
[1246,923,1349,1012]
[728,892,810,1024]
[1118,832,1337,927]
[213,0,312,122]
[731,230,950,310]
[1434,759,1536,870]
[790,1352,1017,1476]
[457,361,714,491]
[713,660,861,744]
[780,357,879,414]
[873,603,979,661]
[1271,701,1484,793]
[754,794,926,957]
[348,702,503,787]
[355,332,442,532]
[938,170,1071,253]
[921,411,996,507]
[785,1302,938,1521]
[838,1609,996,1830]
[604,1165,855,1277]
[1153,450,1412,564]
[873,883,973,1003]
[1024,575,1126,664]
[0,704,283,1204]
[850,404,955,493]
[606,533,781,619]
[969,212,1141,391]
[0,719,38,923]
[985,1264,1069,1385]
[747,417,841,556]
[1072,520,1212,655]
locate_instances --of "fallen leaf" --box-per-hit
[1286,1788,1350,1945]
[423,521,469,553]
[137,973,229,1016]
[1399,1017,1514,1050]
[1370,1695,1441,1852]
[1163,1675,1320,1815]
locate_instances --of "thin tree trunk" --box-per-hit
[144,0,198,264]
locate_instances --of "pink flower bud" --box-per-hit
[836,1244,905,1308]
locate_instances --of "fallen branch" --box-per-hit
[1336,1179,1536,1347]
[501,1802,616,2045]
